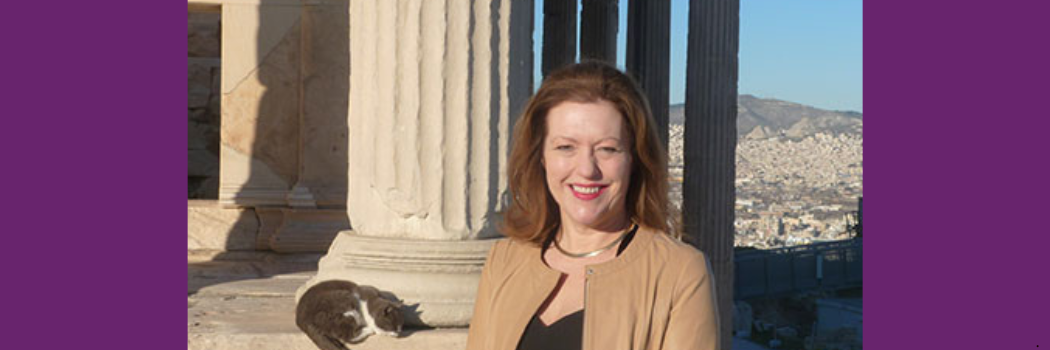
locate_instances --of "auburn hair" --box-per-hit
[501,61,678,245]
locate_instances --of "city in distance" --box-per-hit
[668,94,863,249]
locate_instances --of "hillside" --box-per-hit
[668,95,862,140]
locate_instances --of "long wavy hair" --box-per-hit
[501,61,678,245]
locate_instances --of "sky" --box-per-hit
[532,0,863,113]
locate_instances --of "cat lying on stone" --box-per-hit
[296,280,404,350]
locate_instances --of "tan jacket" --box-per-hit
[466,226,720,350]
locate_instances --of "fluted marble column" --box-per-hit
[683,0,740,349]
[542,0,577,77]
[300,0,533,327]
[626,0,670,147]
[580,0,618,63]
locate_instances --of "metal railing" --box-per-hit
[734,238,862,300]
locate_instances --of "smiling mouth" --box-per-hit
[570,184,607,199]
[571,184,603,194]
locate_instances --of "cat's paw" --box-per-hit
[342,309,364,324]
[378,329,401,338]
[347,327,375,343]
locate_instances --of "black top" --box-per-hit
[516,310,584,350]
[518,225,640,350]
[616,224,638,256]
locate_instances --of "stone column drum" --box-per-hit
[299,0,533,327]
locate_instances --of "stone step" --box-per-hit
[189,249,469,350]
[192,274,312,298]
[188,250,322,296]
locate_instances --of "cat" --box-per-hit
[296,280,404,350]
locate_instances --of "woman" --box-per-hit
[466,61,719,350]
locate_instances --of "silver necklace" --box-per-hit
[553,224,636,258]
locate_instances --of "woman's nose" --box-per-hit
[574,151,601,179]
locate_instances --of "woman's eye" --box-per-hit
[598,147,620,153]
[555,145,574,151]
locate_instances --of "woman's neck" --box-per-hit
[556,216,632,253]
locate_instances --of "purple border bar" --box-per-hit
[4,1,186,350]
[5,0,1050,349]
[867,0,1050,348]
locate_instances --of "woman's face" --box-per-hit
[543,100,632,231]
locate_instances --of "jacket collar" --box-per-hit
[523,225,656,278]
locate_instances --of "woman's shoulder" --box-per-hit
[488,236,541,256]
[641,228,712,283]
[645,228,709,263]
[482,237,541,272]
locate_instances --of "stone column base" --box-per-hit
[298,231,496,327]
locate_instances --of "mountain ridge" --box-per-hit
[668,94,862,140]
